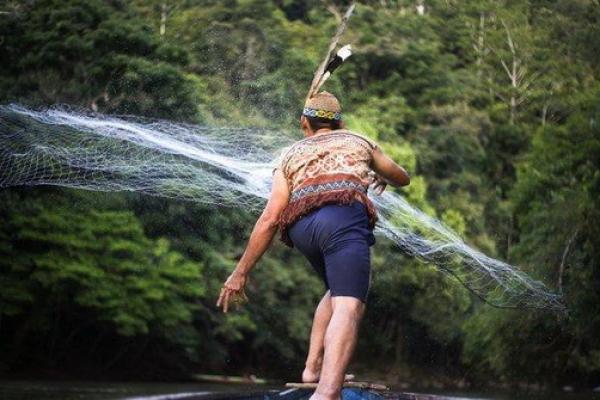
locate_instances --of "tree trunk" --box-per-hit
[239,36,257,100]
[506,213,513,262]
[558,228,579,294]
[510,95,516,125]
[476,13,486,80]
[541,102,549,126]
[160,2,167,36]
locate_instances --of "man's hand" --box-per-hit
[216,270,249,313]
[368,171,388,195]
[215,170,289,313]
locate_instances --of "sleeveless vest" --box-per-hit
[273,129,379,247]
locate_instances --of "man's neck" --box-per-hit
[312,128,333,137]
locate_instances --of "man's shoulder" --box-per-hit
[333,129,379,150]
[278,132,378,163]
[290,130,377,148]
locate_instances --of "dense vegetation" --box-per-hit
[0,0,598,390]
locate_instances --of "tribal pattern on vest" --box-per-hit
[290,179,367,202]
[278,173,378,247]
[272,131,380,247]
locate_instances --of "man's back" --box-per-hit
[274,129,379,246]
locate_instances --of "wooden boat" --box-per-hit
[278,382,390,399]
[200,384,457,400]
[193,387,474,399]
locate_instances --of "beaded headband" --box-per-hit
[303,107,342,121]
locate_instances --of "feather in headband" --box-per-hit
[305,3,356,104]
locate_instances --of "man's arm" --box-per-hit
[232,169,289,275]
[216,169,290,312]
[370,146,411,187]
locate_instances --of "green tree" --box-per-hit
[0,189,204,371]
[0,0,199,120]
[462,85,600,384]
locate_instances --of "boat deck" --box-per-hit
[198,387,460,400]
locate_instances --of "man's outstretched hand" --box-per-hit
[368,171,388,195]
[216,270,248,313]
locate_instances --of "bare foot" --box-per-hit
[309,388,342,400]
[308,394,340,400]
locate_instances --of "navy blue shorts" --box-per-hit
[287,201,376,303]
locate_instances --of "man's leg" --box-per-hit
[310,296,365,400]
[302,290,332,382]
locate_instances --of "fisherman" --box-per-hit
[217,91,410,400]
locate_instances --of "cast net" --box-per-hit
[0,104,566,313]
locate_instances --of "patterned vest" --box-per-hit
[273,129,379,247]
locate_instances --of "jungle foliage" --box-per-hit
[0,0,598,389]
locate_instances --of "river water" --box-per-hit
[0,381,599,400]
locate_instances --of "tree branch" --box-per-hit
[558,227,579,294]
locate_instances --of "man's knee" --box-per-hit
[331,296,365,319]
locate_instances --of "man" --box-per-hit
[217,92,410,400]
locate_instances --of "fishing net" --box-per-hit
[0,104,566,313]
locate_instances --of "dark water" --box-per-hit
[0,381,599,400]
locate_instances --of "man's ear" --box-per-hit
[300,115,311,134]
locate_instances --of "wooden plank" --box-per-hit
[192,373,267,384]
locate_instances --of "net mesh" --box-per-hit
[0,104,566,313]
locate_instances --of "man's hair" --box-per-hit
[306,115,342,131]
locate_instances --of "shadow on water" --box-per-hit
[0,381,599,400]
